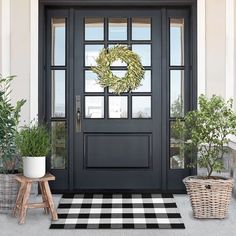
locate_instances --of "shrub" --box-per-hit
[0,76,26,173]
[16,124,51,157]
[175,95,236,177]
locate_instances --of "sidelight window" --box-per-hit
[50,17,67,169]
[169,18,186,169]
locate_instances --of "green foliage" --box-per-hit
[174,95,236,177]
[16,124,51,157]
[91,45,145,94]
[0,75,26,173]
[171,96,184,118]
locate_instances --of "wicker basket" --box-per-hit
[0,174,19,214]
[183,176,233,219]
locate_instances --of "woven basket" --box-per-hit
[0,174,19,214]
[183,176,233,219]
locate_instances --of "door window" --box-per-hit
[83,17,152,119]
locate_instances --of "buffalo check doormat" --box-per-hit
[50,193,185,229]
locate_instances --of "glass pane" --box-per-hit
[85,70,104,92]
[132,18,151,40]
[170,121,185,169]
[85,18,104,41]
[85,96,104,118]
[133,70,151,92]
[109,70,127,93]
[51,70,65,117]
[51,122,67,169]
[51,18,66,66]
[132,44,151,66]
[109,96,128,118]
[132,96,151,118]
[85,44,104,66]
[170,70,184,117]
[170,18,184,66]
[109,18,127,40]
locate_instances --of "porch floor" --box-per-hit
[1,194,236,236]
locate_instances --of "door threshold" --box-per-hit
[51,189,187,194]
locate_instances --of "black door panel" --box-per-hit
[74,10,162,190]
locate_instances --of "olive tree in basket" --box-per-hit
[174,95,236,219]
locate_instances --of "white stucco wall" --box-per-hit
[235,0,236,111]
[0,0,236,121]
[10,0,31,125]
[205,0,226,98]
[0,0,2,73]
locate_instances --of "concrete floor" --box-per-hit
[1,194,236,236]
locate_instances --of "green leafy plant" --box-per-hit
[16,124,51,157]
[174,95,236,177]
[0,75,26,173]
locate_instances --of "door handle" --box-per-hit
[76,95,81,132]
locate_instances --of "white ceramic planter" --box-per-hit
[23,156,46,178]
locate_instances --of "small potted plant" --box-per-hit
[175,95,236,219]
[0,75,26,213]
[16,124,51,178]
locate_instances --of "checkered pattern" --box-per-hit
[50,193,185,229]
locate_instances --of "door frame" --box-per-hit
[38,0,197,193]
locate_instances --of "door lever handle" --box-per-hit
[76,95,81,132]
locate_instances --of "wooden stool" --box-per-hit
[13,173,58,224]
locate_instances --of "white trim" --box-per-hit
[1,0,11,77]
[225,0,235,101]
[30,0,39,121]
[197,0,206,96]
[225,0,236,145]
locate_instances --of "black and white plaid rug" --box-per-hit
[50,193,185,229]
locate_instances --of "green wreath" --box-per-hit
[91,45,144,94]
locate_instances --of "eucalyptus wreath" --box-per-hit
[91,45,144,94]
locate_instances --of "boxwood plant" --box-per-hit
[16,124,51,157]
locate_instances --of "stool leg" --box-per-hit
[39,182,49,214]
[13,182,25,217]
[42,181,58,221]
[19,182,32,224]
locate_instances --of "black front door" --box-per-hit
[74,10,162,190]
[42,5,196,192]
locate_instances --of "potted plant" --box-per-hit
[175,95,236,219]
[0,75,26,213]
[16,124,51,178]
